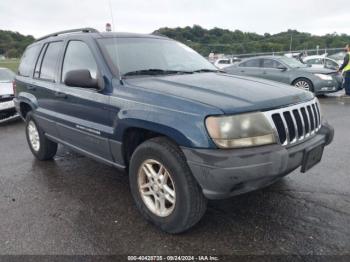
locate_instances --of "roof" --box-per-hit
[34,28,168,43]
[243,55,284,60]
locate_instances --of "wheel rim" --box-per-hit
[294,80,310,91]
[137,159,176,217]
[27,120,40,152]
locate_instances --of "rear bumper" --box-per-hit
[0,99,18,123]
[182,123,334,200]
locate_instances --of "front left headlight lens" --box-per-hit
[314,73,333,81]
[205,112,276,149]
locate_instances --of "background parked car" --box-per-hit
[225,56,343,95]
[303,55,340,70]
[328,51,346,66]
[214,57,241,69]
[0,67,17,122]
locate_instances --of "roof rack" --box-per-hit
[35,28,99,42]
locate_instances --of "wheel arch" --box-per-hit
[119,121,193,168]
[291,77,314,91]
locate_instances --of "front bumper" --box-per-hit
[313,77,342,94]
[182,123,334,199]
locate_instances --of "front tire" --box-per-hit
[129,137,207,233]
[293,78,314,92]
[25,112,57,160]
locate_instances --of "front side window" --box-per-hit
[279,56,307,68]
[325,59,338,69]
[239,59,261,68]
[98,37,216,76]
[218,59,230,64]
[61,41,98,82]
[262,59,283,69]
[39,41,63,81]
[18,45,41,77]
[306,58,323,65]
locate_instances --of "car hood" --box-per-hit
[0,81,13,96]
[296,67,336,74]
[125,73,314,114]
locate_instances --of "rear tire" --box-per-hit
[25,112,57,160]
[129,137,207,233]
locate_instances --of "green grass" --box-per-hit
[0,59,20,72]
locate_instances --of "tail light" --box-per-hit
[12,80,16,95]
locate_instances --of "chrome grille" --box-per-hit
[263,98,322,146]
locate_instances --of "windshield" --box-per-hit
[279,56,307,68]
[98,37,217,76]
[0,69,15,82]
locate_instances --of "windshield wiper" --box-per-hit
[122,69,193,77]
[191,69,223,73]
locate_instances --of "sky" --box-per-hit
[0,0,349,38]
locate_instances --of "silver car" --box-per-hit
[225,56,343,95]
[0,68,17,122]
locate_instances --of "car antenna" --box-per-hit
[108,0,123,84]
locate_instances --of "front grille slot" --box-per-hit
[265,98,321,146]
[283,111,296,142]
[300,108,309,135]
[307,106,315,131]
[292,109,303,138]
[272,114,286,144]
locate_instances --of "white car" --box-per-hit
[214,58,241,69]
[0,68,17,123]
[328,52,346,66]
[303,55,340,70]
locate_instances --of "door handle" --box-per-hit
[27,85,36,91]
[240,70,245,73]
[54,92,67,99]
[263,71,267,74]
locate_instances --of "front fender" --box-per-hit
[115,108,216,148]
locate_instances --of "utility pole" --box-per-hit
[289,33,293,53]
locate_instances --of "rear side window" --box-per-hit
[61,41,97,82]
[39,41,63,81]
[18,45,41,77]
[240,59,261,68]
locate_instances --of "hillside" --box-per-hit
[1,26,349,58]
[154,25,350,56]
[0,30,35,58]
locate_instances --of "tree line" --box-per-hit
[0,30,35,58]
[154,25,350,56]
[1,25,350,58]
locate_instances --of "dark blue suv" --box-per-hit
[14,28,334,233]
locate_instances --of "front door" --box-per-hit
[53,40,114,161]
[260,58,290,84]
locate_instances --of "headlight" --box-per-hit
[205,112,277,149]
[314,74,333,81]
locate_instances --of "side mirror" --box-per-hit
[277,66,288,71]
[64,69,101,89]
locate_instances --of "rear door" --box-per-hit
[30,41,64,137]
[52,40,114,161]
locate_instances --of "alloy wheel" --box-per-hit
[137,159,176,217]
[294,80,310,91]
[27,120,40,152]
